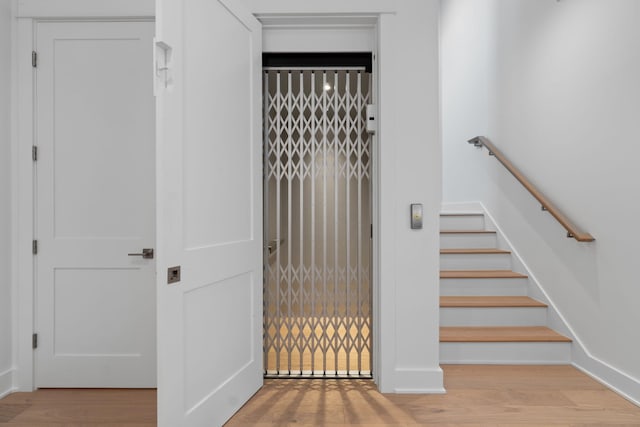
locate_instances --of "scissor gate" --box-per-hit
[263,69,372,377]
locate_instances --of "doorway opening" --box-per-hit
[263,53,373,378]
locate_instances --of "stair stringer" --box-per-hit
[459,201,640,407]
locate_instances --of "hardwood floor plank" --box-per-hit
[440,270,528,279]
[0,405,30,423]
[440,296,547,307]
[440,326,572,342]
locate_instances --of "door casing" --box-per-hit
[258,13,381,386]
[13,1,155,391]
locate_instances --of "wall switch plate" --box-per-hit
[410,203,423,229]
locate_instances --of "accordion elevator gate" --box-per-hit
[263,59,373,378]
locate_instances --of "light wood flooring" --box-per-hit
[1,365,640,426]
[265,316,371,375]
[440,326,572,343]
[0,388,156,426]
[440,296,547,308]
[440,270,527,279]
[230,365,640,426]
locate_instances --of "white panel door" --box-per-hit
[155,0,263,426]
[35,21,156,387]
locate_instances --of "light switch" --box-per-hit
[410,204,423,229]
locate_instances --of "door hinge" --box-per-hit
[32,146,38,161]
[32,333,38,349]
[370,224,373,239]
[32,240,38,255]
[32,51,37,68]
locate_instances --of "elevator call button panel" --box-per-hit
[410,203,423,229]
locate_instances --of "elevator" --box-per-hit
[263,54,373,378]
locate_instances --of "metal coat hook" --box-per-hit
[154,39,173,94]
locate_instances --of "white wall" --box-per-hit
[442,0,640,400]
[0,0,13,397]
[252,0,443,393]
[440,0,493,203]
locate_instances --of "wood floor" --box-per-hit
[0,388,156,426]
[440,326,572,343]
[231,365,640,426]
[1,365,639,426]
[265,316,371,375]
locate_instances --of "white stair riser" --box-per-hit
[440,233,497,249]
[440,215,485,231]
[440,307,547,327]
[440,253,511,270]
[440,342,571,364]
[440,278,528,296]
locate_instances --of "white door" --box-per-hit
[155,0,263,425]
[35,21,156,388]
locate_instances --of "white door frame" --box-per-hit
[256,11,398,390]
[259,15,380,380]
[12,0,155,392]
[14,1,395,393]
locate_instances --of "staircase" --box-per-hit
[439,212,572,364]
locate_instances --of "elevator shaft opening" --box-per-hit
[263,67,373,378]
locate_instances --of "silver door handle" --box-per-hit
[128,248,154,259]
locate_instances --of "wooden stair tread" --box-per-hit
[440,326,571,343]
[440,296,547,308]
[440,248,510,254]
[440,270,528,279]
[440,230,496,234]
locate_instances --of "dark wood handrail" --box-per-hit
[468,136,594,242]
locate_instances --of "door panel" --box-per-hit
[155,0,263,425]
[183,273,254,410]
[53,268,147,355]
[35,21,156,388]
[182,3,254,248]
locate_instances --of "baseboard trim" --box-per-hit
[478,202,640,408]
[0,368,14,399]
[394,387,446,394]
[387,367,444,394]
[573,352,640,407]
